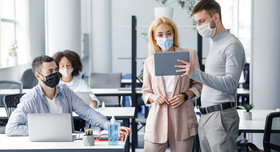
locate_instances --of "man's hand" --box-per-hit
[168,94,185,108]
[150,94,169,105]
[175,59,194,77]
[119,126,131,136]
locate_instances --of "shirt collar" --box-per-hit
[36,83,62,98]
[211,29,230,41]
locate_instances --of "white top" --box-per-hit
[59,76,100,107]
[162,75,174,99]
[46,97,62,113]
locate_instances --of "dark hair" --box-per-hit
[192,0,222,21]
[32,55,54,74]
[52,50,82,76]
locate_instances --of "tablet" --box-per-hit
[154,51,189,76]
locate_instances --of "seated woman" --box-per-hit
[52,50,100,108]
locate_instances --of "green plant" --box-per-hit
[242,103,254,112]
[85,128,93,136]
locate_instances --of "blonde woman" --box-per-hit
[142,17,202,152]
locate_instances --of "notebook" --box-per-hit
[28,113,73,142]
[74,92,90,105]
[154,51,189,76]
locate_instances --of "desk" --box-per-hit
[238,109,277,133]
[1,107,134,152]
[0,134,127,152]
[91,88,142,96]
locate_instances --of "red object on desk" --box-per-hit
[95,134,125,142]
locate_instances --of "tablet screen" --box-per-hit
[154,51,189,76]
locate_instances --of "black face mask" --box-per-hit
[39,72,60,88]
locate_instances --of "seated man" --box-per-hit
[5,55,131,136]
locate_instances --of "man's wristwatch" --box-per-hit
[180,92,189,101]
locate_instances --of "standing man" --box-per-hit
[175,0,245,151]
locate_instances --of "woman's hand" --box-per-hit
[119,126,131,136]
[168,94,185,108]
[150,94,169,105]
[175,59,194,77]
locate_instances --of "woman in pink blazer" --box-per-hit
[142,17,202,152]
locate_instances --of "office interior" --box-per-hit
[0,0,280,151]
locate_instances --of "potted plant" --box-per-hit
[83,128,95,146]
[242,103,254,120]
[154,0,198,20]
[154,0,174,20]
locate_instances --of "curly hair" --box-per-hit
[52,50,82,76]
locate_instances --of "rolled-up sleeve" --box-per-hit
[68,87,109,130]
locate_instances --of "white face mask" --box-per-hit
[59,68,73,77]
[197,15,217,38]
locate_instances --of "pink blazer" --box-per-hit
[142,47,202,143]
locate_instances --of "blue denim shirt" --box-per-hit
[5,84,110,136]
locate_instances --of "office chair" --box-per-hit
[90,73,122,107]
[3,93,25,118]
[0,81,22,107]
[237,112,280,152]
[21,68,38,89]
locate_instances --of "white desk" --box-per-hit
[0,89,30,94]
[91,88,142,96]
[238,109,277,133]
[0,134,126,152]
[73,107,135,119]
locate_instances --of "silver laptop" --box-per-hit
[28,113,73,142]
[74,92,90,105]
[154,51,189,76]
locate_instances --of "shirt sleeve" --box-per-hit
[67,87,109,130]
[190,44,246,94]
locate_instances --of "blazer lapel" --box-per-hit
[172,75,180,97]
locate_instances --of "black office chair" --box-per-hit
[3,93,25,118]
[237,112,280,152]
[21,68,38,89]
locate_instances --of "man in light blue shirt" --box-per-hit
[5,55,131,136]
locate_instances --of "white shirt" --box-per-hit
[59,76,100,107]
[162,76,174,99]
[46,96,62,113]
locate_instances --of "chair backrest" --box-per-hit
[0,81,23,107]
[90,73,122,107]
[263,112,280,152]
[90,73,122,88]
[3,93,25,118]
[21,68,38,89]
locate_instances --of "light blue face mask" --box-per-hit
[156,37,174,50]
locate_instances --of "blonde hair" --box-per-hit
[148,17,179,56]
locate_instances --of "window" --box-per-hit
[217,0,252,63]
[0,0,29,68]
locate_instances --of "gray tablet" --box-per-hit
[154,51,189,76]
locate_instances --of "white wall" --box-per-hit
[90,0,112,73]
[45,0,81,56]
[29,0,45,60]
[250,0,280,149]
[251,0,280,109]
[110,0,209,75]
